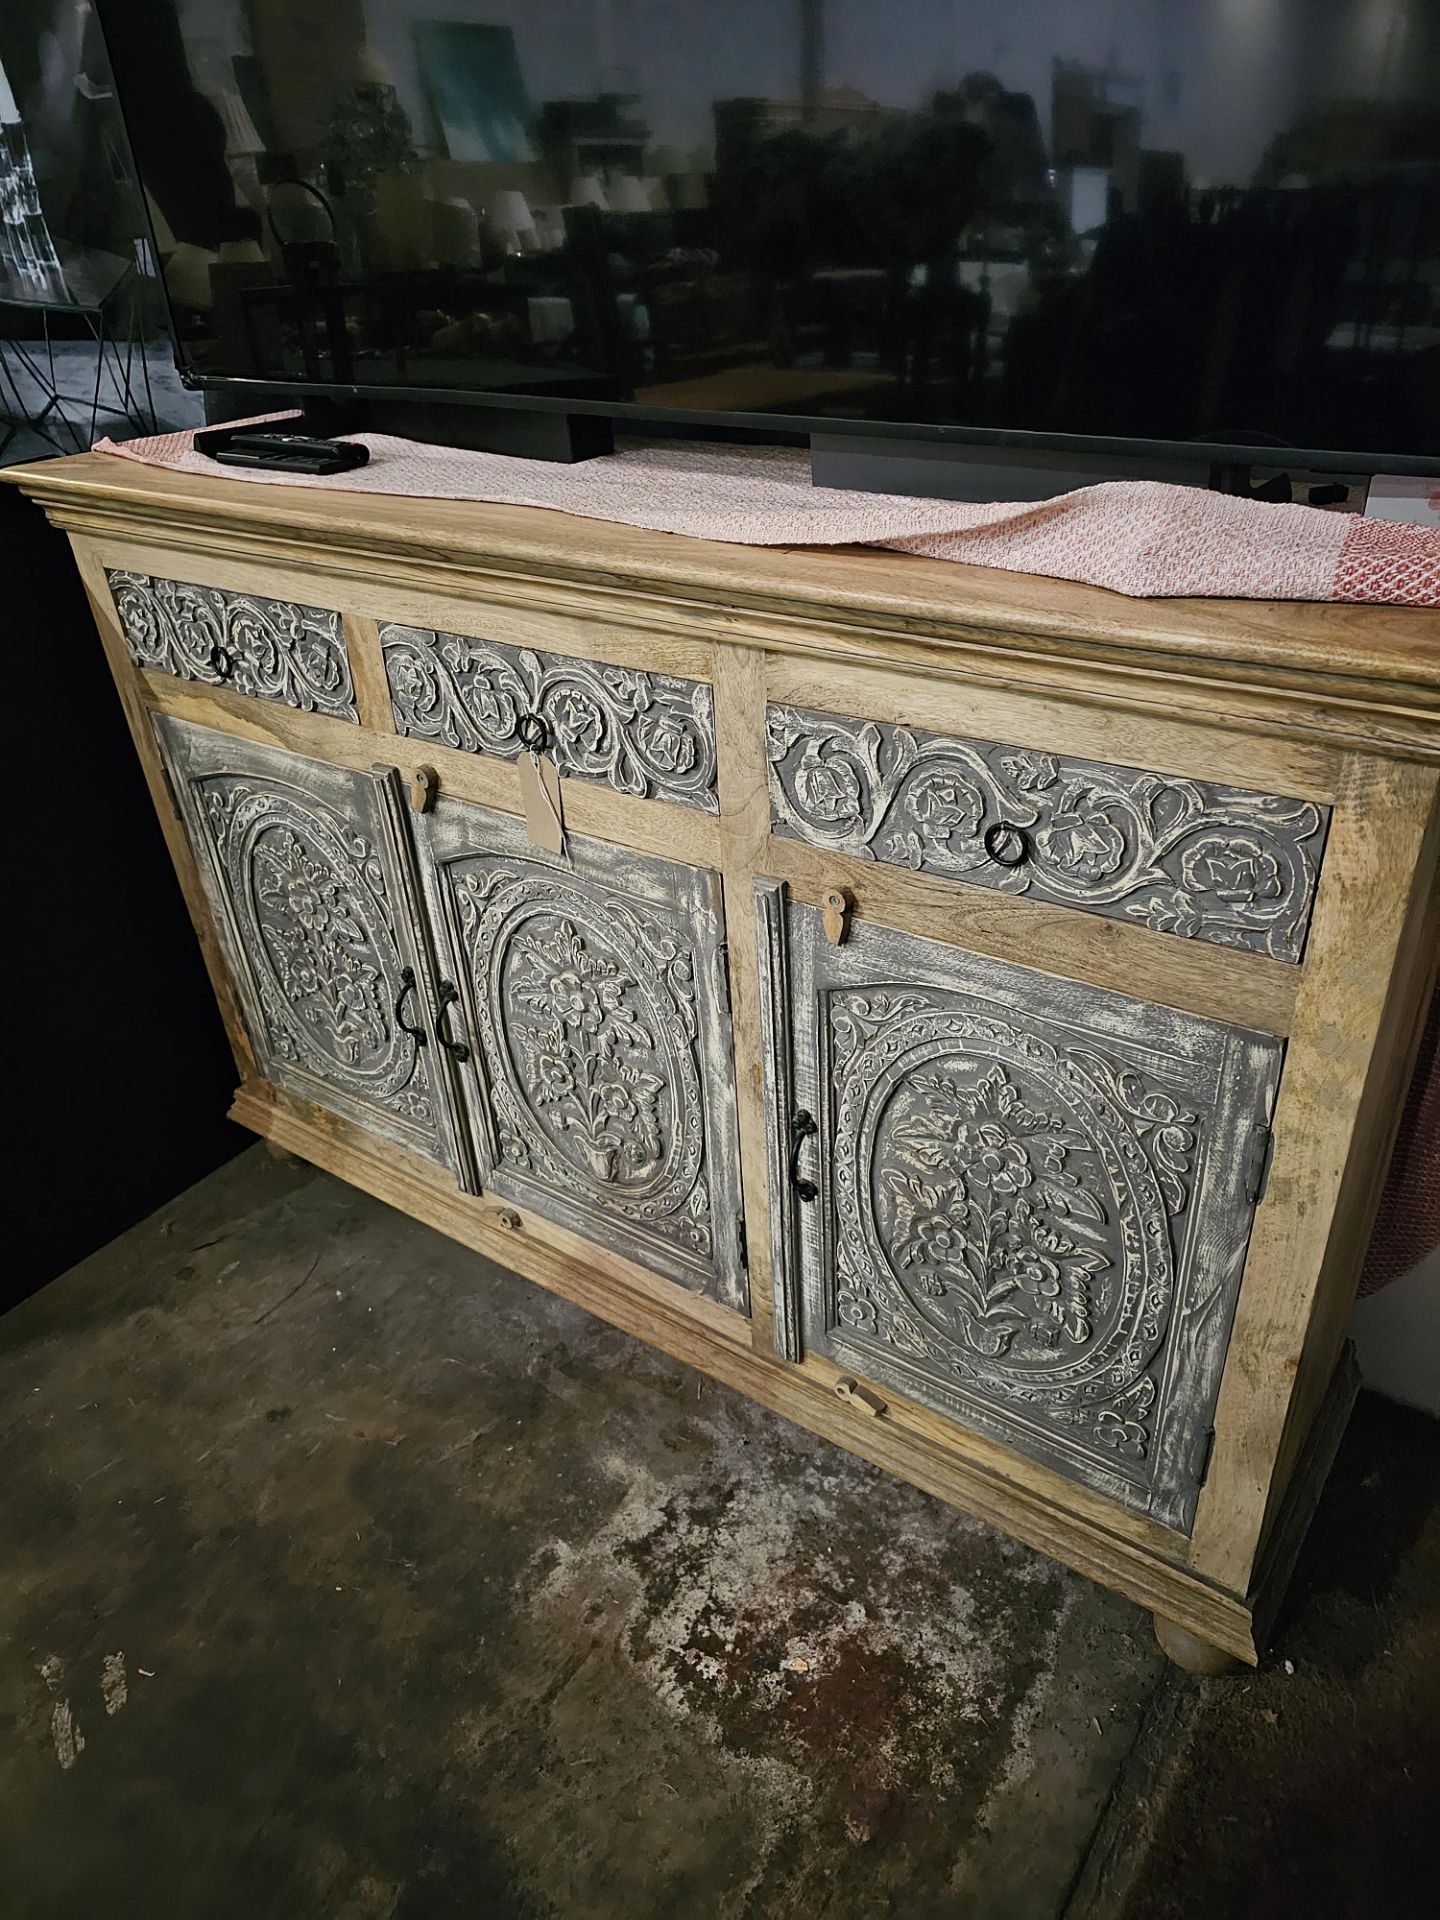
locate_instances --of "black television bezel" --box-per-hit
[183,368,1440,479]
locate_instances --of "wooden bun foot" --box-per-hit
[1153,1614,1244,1675]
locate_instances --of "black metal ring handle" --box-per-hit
[208,642,235,682]
[435,980,471,1062]
[789,1108,819,1203]
[982,820,1031,868]
[516,712,550,753]
[393,966,428,1047]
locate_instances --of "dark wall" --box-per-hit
[6,479,243,1306]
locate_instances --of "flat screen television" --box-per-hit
[95,0,1439,480]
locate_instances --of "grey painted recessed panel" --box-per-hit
[108,570,357,720]
[412,798,747,1311]
[758,892,1283,1531]
[152,716,454,1169]
[767,703,1329,963]
[382,623,719,812]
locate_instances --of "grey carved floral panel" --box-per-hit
[413,800,746,1309]
[153,716,459,1170]
[766,704,1329,963]
[382,623,719,811]
[108,570,357,721]
[755,884,1283,1529]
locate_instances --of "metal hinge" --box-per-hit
[1243,1124,1274,1206]
[1195,1425,1217,1488]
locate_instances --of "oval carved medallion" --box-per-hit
[830,993,1198,1461]
[455,867,711,1257]
[205,781,429,1116]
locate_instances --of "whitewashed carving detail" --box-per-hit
[829,989,1190,1466]
[766,704,1328,962]
[819,975,1272,1522]
[199,775,434,1130]
[451,863,713,1260]
[829,990,1175,1397]
[382,623,719,810]
[108,570,357,719]
[753,884,1282,1526]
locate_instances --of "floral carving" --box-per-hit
[449,864,714,1267]
[1179,834,1283,909]
[253,826,389,1067]
[757,881,1284,1525]
[195,774,434,1142]
[793,739,864,825]
[382,625,719,811]
[108,572,356,720]
[509,918,668,1185]
[878,1064,1110,1359]
[822,986,1218,1496]
[830,991,935,1072]
[767,705,1328,963]
[636,708,698,776]
[1094,1406,1150,1459]
[1034,782,1130,883]
[1068,1051,1197,1216]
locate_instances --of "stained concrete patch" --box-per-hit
[101,1653,127,1717]
[0,1147,1165,1918]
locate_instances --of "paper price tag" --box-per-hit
[518,749,566,857]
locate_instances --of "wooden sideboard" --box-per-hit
[10,452,1438,1670]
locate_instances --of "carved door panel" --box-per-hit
[412,799,747,1312]
[756,883,1283,1531]
[153,716,474,1179]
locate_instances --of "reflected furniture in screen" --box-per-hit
[0,255,158,457]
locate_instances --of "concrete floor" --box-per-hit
[1,1149,1435,1920]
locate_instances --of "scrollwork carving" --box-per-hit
[767,705,1328,962]
[383,624,718,811]
[108,571,356,720]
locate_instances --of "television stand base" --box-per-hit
[810,432,1199,503]
[296,395,615,463]
[810,433,1377,510]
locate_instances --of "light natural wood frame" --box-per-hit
[9,452,1438,1665]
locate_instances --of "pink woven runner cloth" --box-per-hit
[93,420,1439,1285]
[95,421,1440,606]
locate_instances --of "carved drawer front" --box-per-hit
[766,704,1329,963]
[153,717,472,1177]
[756,882,1283,1530]
[109,570,358,721]
[412,799,746,1310]
[381,623,719,811]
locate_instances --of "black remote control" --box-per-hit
[195,424,370,475]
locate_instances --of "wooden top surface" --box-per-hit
[7,451,1438,702]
